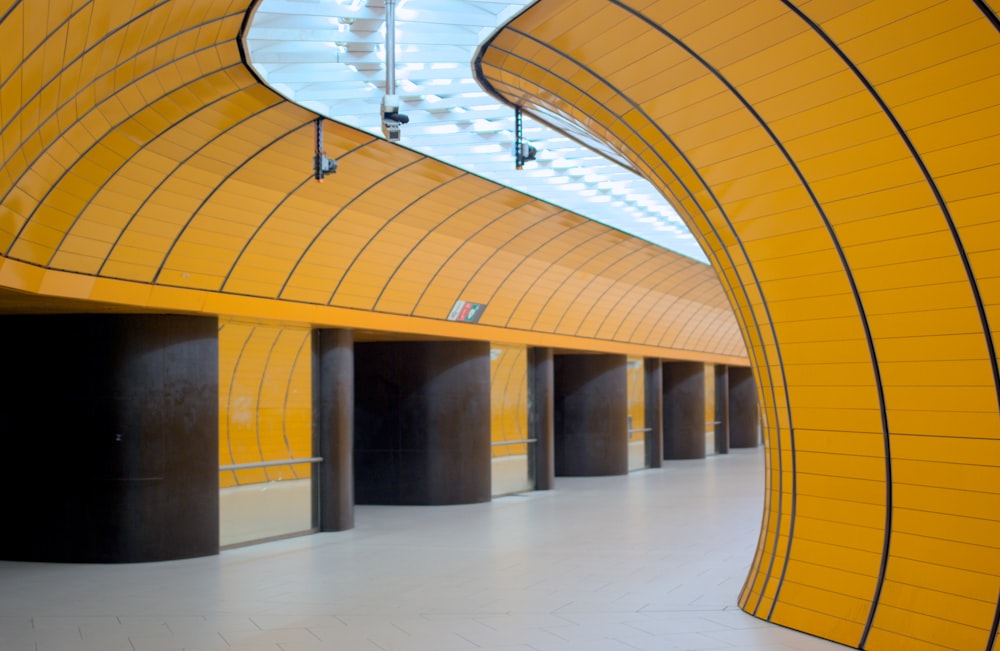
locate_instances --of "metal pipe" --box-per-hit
[490,438,538,447]
[219,457,323,472]
[385,0,395,96]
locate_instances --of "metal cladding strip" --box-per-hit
[152,121,314,285]
[276,159,426,300]
[551,242,637,334]
[475,22,775,394]
[12,62,249,266]
[975,0,1000,32]
[280,330,312,480]
[412,200,560,315]
[89,97,287,276]
[505,226,608,329]
[654,276,729,349]
[582,255,686,340]
[254,328,284,480]
[373,187,506,311]
[789,1,999,644]
[0,0,206,231]
[224,322,257,485]
[789,0,1000,473]
[597,256,689,339]
[478,18,789,611]
[327,172,470,306]
[222,139,377,293]
[0,0,151,171]
[536,235,635,333]
[606,0,892,625]
[989,586,1000,651]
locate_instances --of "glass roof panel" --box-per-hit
[246,0,706,262]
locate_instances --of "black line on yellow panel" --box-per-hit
[222,138,374,292]
[282,330,312,481]
[609,0,892,625]
[654,278,721,348]
[781,2,999,642]
[456,208,578,307]
[988,586,1000,651]
[507,227,607,330]
[621,269,701,343]
[87,94,285,276]
[410,196,551,316]
[371,187,505,312]
[465,214,590,315]
[2,10,240,246]
[327,171,468,306]
[666,286,727,350]
[973,0,1000,32]
[480,20,789,608]
[225,324,257,486]
[587,256,687,339]
[0,22,240,205]
[559,244,656,337]
[541,237,635,334]
[0,0,92,105]
[256,329,283,481]
[152,119,308,285]
[0,0,19,26]
[278,159,425,300]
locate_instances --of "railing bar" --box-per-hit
[219,457,324,471]
[490,438,538,446]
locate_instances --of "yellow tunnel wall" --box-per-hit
[218,319,313,489]
[0,0,746,369]
[491,344,530,458]
[476,1,1000,650]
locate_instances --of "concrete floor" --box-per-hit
[0,447,847,650]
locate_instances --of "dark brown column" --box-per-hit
[644,358,664,468]
[663,361,707,459]
[553,353,629,476]
[0,314,219,563]
[315,328,354,531]
[715,364,730,454]
[729,366,760,448]
[528,347,555,490]
[353,340,491,505]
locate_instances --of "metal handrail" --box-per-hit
[491,438,537,447]
[219,457,323,472]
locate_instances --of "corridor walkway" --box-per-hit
[0,448,845,650]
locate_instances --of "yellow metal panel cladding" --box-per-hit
[490,344,529,458]
[476,1,1000,650]
[0,0,746,366]
[627,357,645,436]
[218,319,312,489]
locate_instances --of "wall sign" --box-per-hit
[447,300,486,323]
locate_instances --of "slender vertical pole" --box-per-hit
[514,105,525,170]
[385,0,396,96]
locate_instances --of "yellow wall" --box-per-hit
[627,357,645,435]
[218,319,312,488]
[490,344,530,457]
[477,1,1000,649]
[0,0,745,368]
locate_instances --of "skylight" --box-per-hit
[245,0,706,262]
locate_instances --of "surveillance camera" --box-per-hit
[380,94,409,141]
[381,120,402,142]
[313,152,337,181]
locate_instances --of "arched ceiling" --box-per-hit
[474,1,1000,649]
[0,0,745,363]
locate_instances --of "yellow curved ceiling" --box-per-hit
[475,1,1000,649]
[0,0,744,363]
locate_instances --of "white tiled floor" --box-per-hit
[0,448,847,650]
